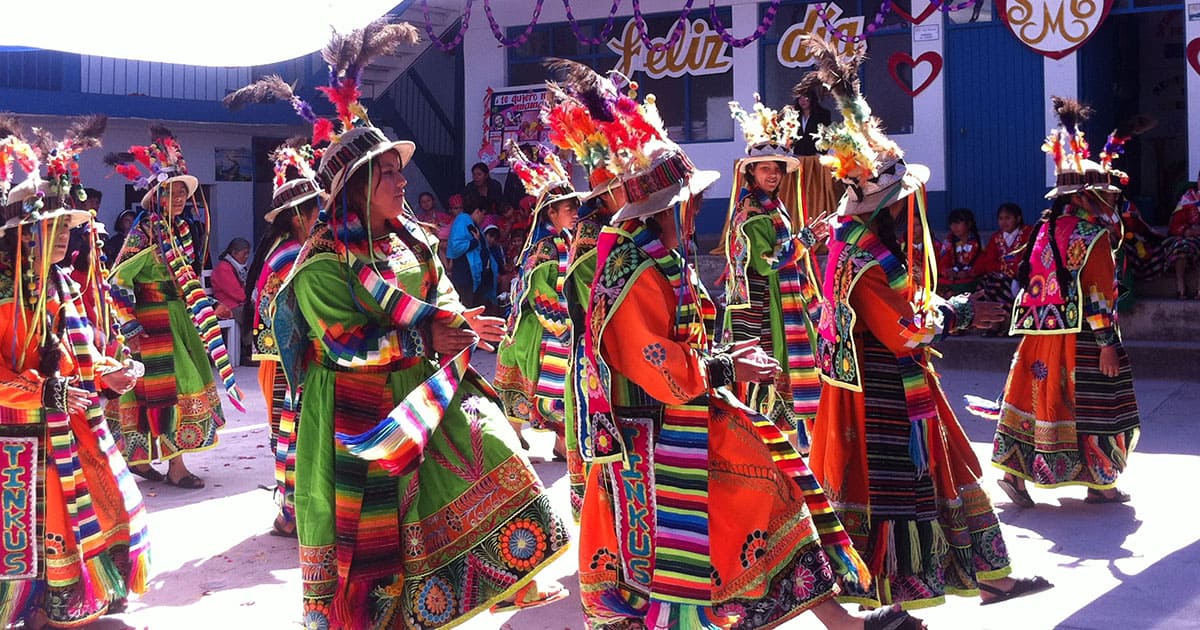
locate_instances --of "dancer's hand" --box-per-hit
[100,366,138,395]
[728,339,779,383]
[431,319,479,357]
[66,384,91,415]
[462,306,506,351]
[968,292,1007,329]
[1099,345,1120,377]
[805,211,832,244]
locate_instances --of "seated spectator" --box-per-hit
[415,191,451,225]
[462,161,503,216]
[1164,172,1200,299]
[105,209,138,263]
[938,207,982,295]
[212,237,253,362]
[1115,194,1166,311]
[977,202,1034,334]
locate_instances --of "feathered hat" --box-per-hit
[542,58,626,200]
[309,19,421,198]
[105,123,200,211]
[728,93,801,172]
[0,114,39,210]
[1,115,105,234]
[266,136,324,223]
[543,60,718,222]
[505,140,584,215]
[806,37,929,217]
[1041,96,1121,199]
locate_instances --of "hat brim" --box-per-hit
[738,154,801,173]
[537,190,587,214]
[140,174,199,210]
[610,169,721,223]
[1044,182,1120,199]
[0,208,92,235]
[264,189,325,223]
[836,164,930,217]
[327,140,416,199]
[583,177,621,202]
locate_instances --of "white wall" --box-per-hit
[17,115,304,255]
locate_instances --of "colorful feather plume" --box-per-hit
[271,136,318,187]
[222,74,296,111]
[729,93,801,150]
[104,124,189,190]
[1043,96,1092,176]
[313,19,420,135]
[803,35,900,186]
[33,115,108,197]
[1099,114,1156,183]
[545,58,619,123]
[0,123,39,206]
[506,138,571,202]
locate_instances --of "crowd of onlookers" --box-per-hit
[411,160,541,316]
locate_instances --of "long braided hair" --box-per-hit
[1017,195,1073,293]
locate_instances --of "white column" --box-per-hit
[462,18,507,176]
[1042,55,1079,186]
[909,21,946,192]
[1186,5,1200,177]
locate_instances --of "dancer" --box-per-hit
[986,97,1141,506]
[541,58,633,519]
[252,139,323,537]
[723,94,824,448]
[1164,167,1200,299]
[0,117,150,628]
[106,124,245,489]
[576,75,920,630]
[270,21,567,628]
[805,37,1050,609]
[494,142,582,461]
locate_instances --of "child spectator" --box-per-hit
[939,207,982,295]
[977,203,1034,334]
[483,219,511,316]
[446,202,492,308]
[1164,173,1200,299]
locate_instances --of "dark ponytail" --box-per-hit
[871,208,905,261]
[1017,196,1072,292]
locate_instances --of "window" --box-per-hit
[758,0,913,134]
[507,8,735,142]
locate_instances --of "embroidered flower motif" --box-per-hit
[1031,360,1049,381]
[499,518,548,571]
[414,576,455,625]
[174,422,206,450]
[793,564,817,599]
[302,601,332,630]
[403,525,425,557]
[642,343,667,366]
[740,530,769,568]
[602,242,639,283]
[590,547,619,571]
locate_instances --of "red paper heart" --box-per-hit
[1188,38,1200,77]
[891,1,938,25]
[888,51,943,98]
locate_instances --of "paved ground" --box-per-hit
[92,355,1200,630]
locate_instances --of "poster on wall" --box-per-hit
[214,147,253,182]
[478,84,549,168]
[996,0,1113,59]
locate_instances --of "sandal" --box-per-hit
[270,514,297,538]
[165,472,205,490]
[997,477,1035,508]
[863,605,925,630]
[129,465,164,482]
[1085,488,1131,504]
[551,447,567,463]
[490,581,569,613]
[979,575,1053,605]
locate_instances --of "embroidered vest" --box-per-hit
[1010,215,1105,335]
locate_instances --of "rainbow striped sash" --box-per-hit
[152,215,245,411]
[534,235,571,419]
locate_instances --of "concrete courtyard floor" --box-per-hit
[91,355,1200,630]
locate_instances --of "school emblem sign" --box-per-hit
[997,0,1113,60]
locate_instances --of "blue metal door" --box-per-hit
[945,22,1045,230]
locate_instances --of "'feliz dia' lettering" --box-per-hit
[607,17,734,80]
[777,3,864,68]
